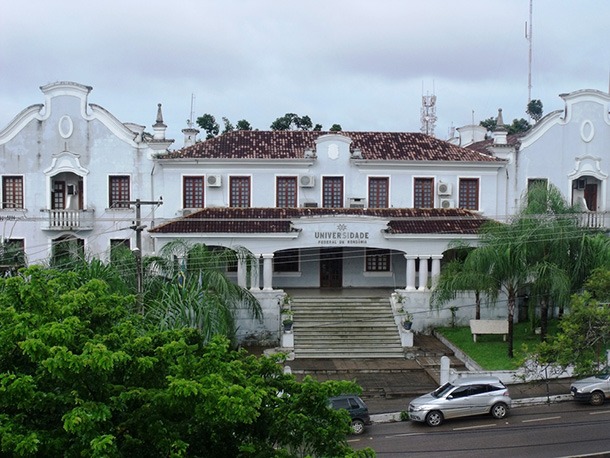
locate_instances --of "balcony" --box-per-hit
[578,211,607,229]
[41,209,95,231]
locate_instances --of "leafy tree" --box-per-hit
[270,113,320,131]
[533,268,610,376]
[0,266,374,456]
[479,117,497,131]
[196,114,220,139]
[507,118,531,134]
[526,99,544,122]
[144,240,261,342]
[235,119,252,131]
[329,124,343,132]
[221,117,234,134]
[480,116,531,134]
[430,247,495,320]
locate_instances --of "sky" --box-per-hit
[1,0,609,148]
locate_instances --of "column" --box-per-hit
[249,254,261,291]
[262,253,274,291]
[405,255,417,291]
[430,255,443,289]
[418,256,430,290]
[237,257,247,288]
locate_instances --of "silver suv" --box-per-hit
[570,373,610,406]
[408,375,512,426]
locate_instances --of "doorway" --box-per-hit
[320,248,342,288]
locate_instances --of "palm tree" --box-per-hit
[466,220,531,358]
[430,248,495,321]
[144,240,262,343]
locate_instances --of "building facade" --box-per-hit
[1,82,608,343]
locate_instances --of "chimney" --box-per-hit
[182,126,199,147]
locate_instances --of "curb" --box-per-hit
[369,394,573,424]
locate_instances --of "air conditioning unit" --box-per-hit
[67,184,76,195]
[206,174,222,187]
[348,197,367,208]
[178,208,194,217]
[303,202,318,208]
[299,175,315,187]
[437,182,453,196]
[440,199,455,209]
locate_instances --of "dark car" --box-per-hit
[570,373,610,406]
[329,395,371,435]
[408,375,512,426]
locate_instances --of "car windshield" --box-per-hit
[432,383,455,398]
[594,373,610,380]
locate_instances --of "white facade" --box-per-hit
[1,82,608,343]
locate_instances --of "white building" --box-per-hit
[1,81,608,344]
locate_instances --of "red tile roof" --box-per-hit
[161,131,501,162]
[150,207,487,235]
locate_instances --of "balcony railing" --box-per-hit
[41,209,95,230]
[578,211,607,229]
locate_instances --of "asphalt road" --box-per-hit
[350,401,610,457]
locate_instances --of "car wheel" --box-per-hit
[351,419,365,435]
[491,402,509,419]
[590,391,605,406]
[425,410,443,427]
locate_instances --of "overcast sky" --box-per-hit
[1,0,609,147]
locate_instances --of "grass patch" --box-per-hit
[436,321,558,371]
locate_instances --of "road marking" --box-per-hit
[347,439,361,443]
[589,410,610,415]
[386,433,427,438]
[521,416,561,423]
[452,424,496,431]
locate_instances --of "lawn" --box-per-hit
[435,321,557,370]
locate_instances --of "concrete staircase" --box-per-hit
[291,295,404,358]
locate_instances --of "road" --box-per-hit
[350,402,610,457]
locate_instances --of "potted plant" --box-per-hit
[283,317,294,332]
[402,312,413,331]
[282,310,294,332]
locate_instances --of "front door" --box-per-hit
[584,183,598,211]
[320,248,342,288]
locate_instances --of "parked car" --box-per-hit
[329,395,371,435]
[408,375,512,427]
[570,372,610,406]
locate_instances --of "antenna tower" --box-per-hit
[187,93,196,128]
[420,83,437,137]
[525,0,533,106]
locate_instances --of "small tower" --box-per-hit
[182,93,199,147]
[493,108,508,146]
[420,91,437,137]
[147,103,174,153]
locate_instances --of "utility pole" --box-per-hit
[122,198,163,312]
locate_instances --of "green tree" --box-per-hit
[430,248,495,321]
[507,118,531,134]
[526,99,544,122]
[235,119,252,131]
[534,268,610,376]
[221,117,234,134]
[329,124,342,132]
[522,183,610,338]
[196,114,220,139]
[270,113,320,131]
[479,117,497,131]
[464,220,531,358]
[0,266,374,457]
[144,240,262,343]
